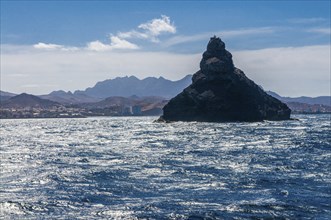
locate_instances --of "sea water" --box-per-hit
[0,114,330,219]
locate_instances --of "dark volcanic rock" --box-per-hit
[160,36,291,122]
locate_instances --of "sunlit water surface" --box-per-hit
[1,115,330,219]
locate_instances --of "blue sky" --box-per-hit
[1,1,330,96]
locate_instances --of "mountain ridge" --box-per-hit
[40,90,102,104]
[74,75,192,99]
[267,91,330,106]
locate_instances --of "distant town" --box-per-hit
[0,93,167,119]
[0,104,148,119]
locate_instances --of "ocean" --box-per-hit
[0,114,330,219]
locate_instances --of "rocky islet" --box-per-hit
[160,36,291,122]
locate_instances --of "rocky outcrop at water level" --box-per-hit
[159,36,291,122]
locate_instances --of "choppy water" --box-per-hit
[0,115,330,219]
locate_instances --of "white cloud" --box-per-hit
[33,15,177,53]
[164,27,276,47]
[307,28,331,35]
[87,40,112,51]
[34,42,78,51]
[109,36,139,49]
[86,15,175,50]
[87,36,139,51]
[138,15,176,36]
[35,15,175,52]
[117,15,176,43]
[34,42,63,50]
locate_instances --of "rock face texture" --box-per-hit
[160,36,291,122]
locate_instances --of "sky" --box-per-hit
[1,1,330,97]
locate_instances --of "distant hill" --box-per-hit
[74,75,192,99]
[267,91,330,106]
[0,90,17,102]
[40,90,101,104]
[0,90,17,97]
[1,93,61,109]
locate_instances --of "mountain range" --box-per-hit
[74,75,192,99]
[40,90,102,104]
[266,91,330,106]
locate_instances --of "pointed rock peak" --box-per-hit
[207,36,225,53]
[200,36,234,74]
